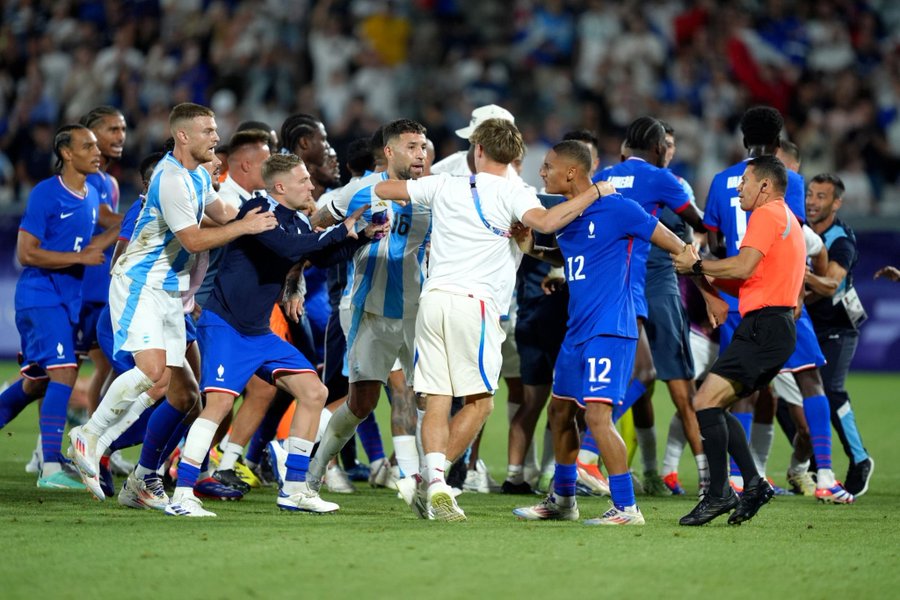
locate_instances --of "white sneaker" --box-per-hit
[369,458,398,489]
[584,503,645,526]
[108,450,134,476]
[277,481,340,513]
[325,464,355,494]
[165,492,216,517]
[513,494,580,521]
[463,459,499,493]
[119,472,169,510]
[266,440,288,487]
[428,482,467,522]
[25,436,42,474]
[396,474,430,519]
[67,426,99,478]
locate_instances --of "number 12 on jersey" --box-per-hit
[567,255,585,281]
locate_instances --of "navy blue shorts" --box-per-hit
[75,301,105,355]
[322,309,348,403]
[198,310,316,396]
[515,294,567,386]
[645,293,695,381]
[16,306,78,380]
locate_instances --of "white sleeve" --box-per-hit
[158,172,201,233]
[510,187,543,222]
[327,184,352,220]
[407,173,450,208]
[802,224,824,257]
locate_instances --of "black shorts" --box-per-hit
[710,307,796,397]
[515,293,568,386]
[322,309,348,404]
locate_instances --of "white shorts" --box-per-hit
[499,316,520,379]
[771,372,803,407]
[414,290,505,397]
[346,306,415,384]
[339,306,402,375]
[689,330,718,381]
[109,273,186,367]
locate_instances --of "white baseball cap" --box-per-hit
[455,104,515,139]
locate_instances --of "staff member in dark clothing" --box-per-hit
[804,173,873,496]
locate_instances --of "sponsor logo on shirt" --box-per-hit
[608,176,634,189]
[727,176,741,189]
[60,212,74,219]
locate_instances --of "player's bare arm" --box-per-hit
[521,180,616,234]
[17,230,104,268]
[176,206,277,254]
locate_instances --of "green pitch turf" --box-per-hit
[1,365,897,599]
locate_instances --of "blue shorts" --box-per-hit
[75,301,105,355]
[631,278,649,321]
[16,306,78,380]
[198,309,316,396]
[645,293,695,381]
[552,334,637,408]
[781,308,826,372]
[97,304,135,374]
[184,313,198,346]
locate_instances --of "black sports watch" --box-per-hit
[692,259,703,275]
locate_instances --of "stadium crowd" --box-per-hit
[1,0,900,214]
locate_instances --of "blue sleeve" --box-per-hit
[828,236,856,272]
[616,194,659,242]
[240,198,351,263]
[119,200,143,241]
[346,186,374,221]
[657,169,691,213]
[785,171,806,223]
[702,177,721,230]
[19,183,51,241]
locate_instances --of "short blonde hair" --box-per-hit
[469,118,526,165]
[262,153,304,188]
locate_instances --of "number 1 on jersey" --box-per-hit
[730,197,748,251]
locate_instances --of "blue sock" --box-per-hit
[110,402,155,452]
[553,463,577,498]
[40,382,72,464]
[609,472,637,510]
[803,394,832,470]
[160,418,191,471]
[177,461,201,490]
[357,411,385,463]
[580,428,599,455]
[138,399,185,471]
[836,402,868,464]
[0,380,35,428]
[729,411,752,477]
[613,379,647,423]
[246,398,291,464]
[286,453,311,482]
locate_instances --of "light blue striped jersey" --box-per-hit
[326,171,431,319]
[112,152,217,292]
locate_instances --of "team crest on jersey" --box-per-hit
[588,221,596,239]
[216,364,225,381]
[56,343,65,359]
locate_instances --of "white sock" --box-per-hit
[308,403,362,481]
[817,468,836,489]
[316,406,334,443]
[696,453,709,483]
[749,422,775,478]
[84,367,153,436]
[415,408,426,466]
[97,392,155,457]
[662,414,686,475]
[789,455,810,474]
[555,493,575,507]
[636,426,658,473]
[218,442,244,471]
[41,461,62,477]
[425,452,447,486]
[218,433,230,450]
[392,435,419,478]
[507,464,524,485]
[181,418,218,467]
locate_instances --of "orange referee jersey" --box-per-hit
[737,199,806,316]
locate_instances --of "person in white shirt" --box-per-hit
[374,118,616,521]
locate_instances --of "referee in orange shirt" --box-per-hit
[672,155,806,526]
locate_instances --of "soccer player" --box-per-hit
[804,173,873,496]
[166,153,384,516]
[513,141,709,525]
[304,119,430,496]
[703,106,852,503]
[374,119,616,521]
[68,103,277,496]
[594,117,708,496]
[675,155,805,526]
[0,125,117,488]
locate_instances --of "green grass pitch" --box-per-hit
[1,364,897,599]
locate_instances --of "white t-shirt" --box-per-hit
[406,172,542,314]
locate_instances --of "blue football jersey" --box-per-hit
[81,171,119,303]
[556,193,658,344]
[703,159,806,311]
[594,158,691,316]
[15,176,100,322]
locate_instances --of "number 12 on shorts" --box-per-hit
[588,357,611,383]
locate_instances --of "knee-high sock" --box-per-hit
[696,408,729,498]
[609,472,637,510]
[84,367,153,436]
[245,396,291,464]
[308,403,363,481]
[0,380,35,429]
[357,411,385,463]
[136,399,186,478]
[98,392,155,457]
[833,399,868,464]
[109,401,156,452]
[553,462,577,499]
[662,413,686,475]
[749,421,775,478]
[285,436,315,484]
[724,412,760,487]
[393,435,419,477]
[175,418,218,492]
[804,394,832,471]
[728,411,752,479]
[40,382,72,467]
